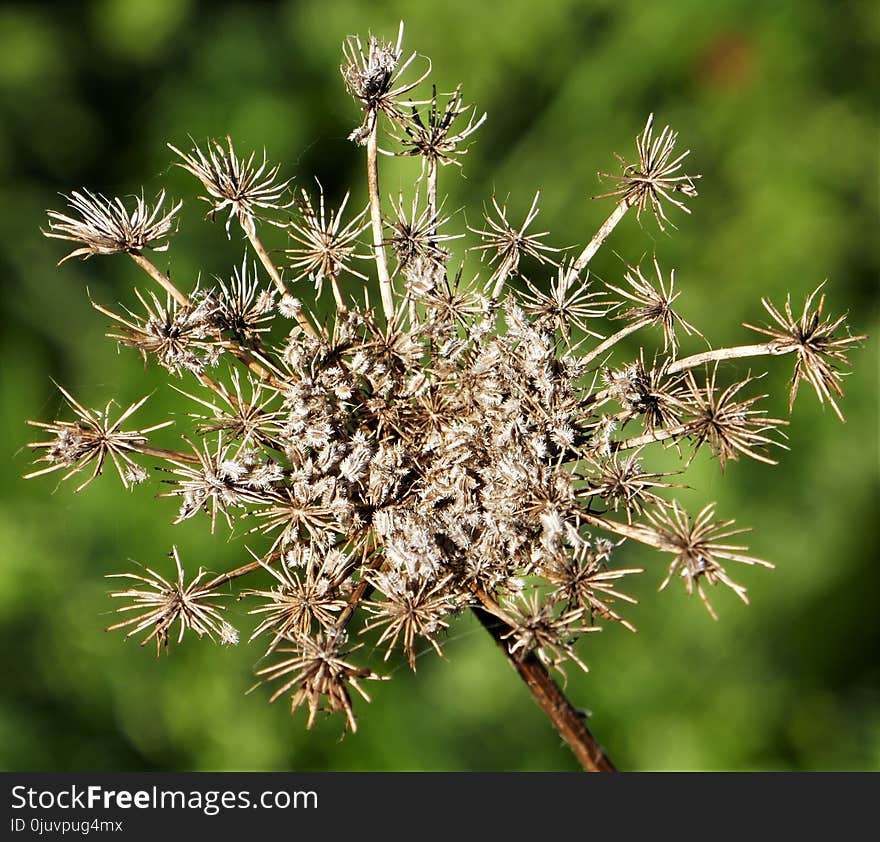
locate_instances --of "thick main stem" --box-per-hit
[473,605,616,772]
[366,123,394,322]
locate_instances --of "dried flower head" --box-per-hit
[341,21,430,144]
[645,503,773,618]
[92,288,218,376]
[169,137,291,234]
[362,571,459,669]
[597,113,700,229]
[469,192,562,297]
[106,547,234,654]
[503,593,599,678]
[207,258,276,340]
[44,189,181,263]
[385,191,460,280]
[247,550,349,653]
[607,256,701,355]
[393,84,486,169]
[256,632,383,731]
[679,367,788,470]
[744,285,865,421]
[27,22,862,766]
[26,387,170,492]
[285,183,370,302]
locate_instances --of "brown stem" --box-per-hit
[584,342,791,408]
[205,558,265,590]
[612,423,689,452]
[135,445,200,464]
[426,158,438,226]
[472,603,616,772]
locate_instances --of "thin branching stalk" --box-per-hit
[666,343,787,374]
[564,198,630,290]
[581,317,652,366]
[366,124,394,321]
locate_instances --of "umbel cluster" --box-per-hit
[29,22,860,754]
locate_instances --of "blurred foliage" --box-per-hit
[0,0,877,771]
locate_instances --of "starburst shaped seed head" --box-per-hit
[44,189,181,263]
[169,137,291,235]
[393,84,486,169]
[678,367,788,470]
[597,114,700,230]
[744,285,865,422]
[26,387,170,492]
[256,632,383,731]
[106,547,234,655]
[285,182,370,302]
[607,256,701,355]
[341,21,431,144]
[646,502,773,618]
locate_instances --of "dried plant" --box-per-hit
[28,21,863,771]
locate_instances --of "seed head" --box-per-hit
[44,189,181,263]
[597,114,700,230]
[341,21,431,144]
[26,387,170,492]
[106,547,232,655]
[169,137,291,234]
[744,285,865,421]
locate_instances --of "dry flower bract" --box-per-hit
[29,21,862,766]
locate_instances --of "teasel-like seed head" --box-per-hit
[386,191,460,277]
[393,84,487,169]
[677,366,788,470]
[502,592,599,679]
[469,192,562,296]
[362,571,460,669]
[161,435,260,532]
[106,547,234,655]
[577,450,680,522]
[607,256,702,355]
[92,287,219,376]
[596,113,700,230]
[521,264,609,342]
[206,257,276,341]
[603,353,686,435]
[44,189,181,263]
[543,539,642,632]
[285,182,370,299]
[246,549,350,654]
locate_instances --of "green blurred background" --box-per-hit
[1,0,877,771]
